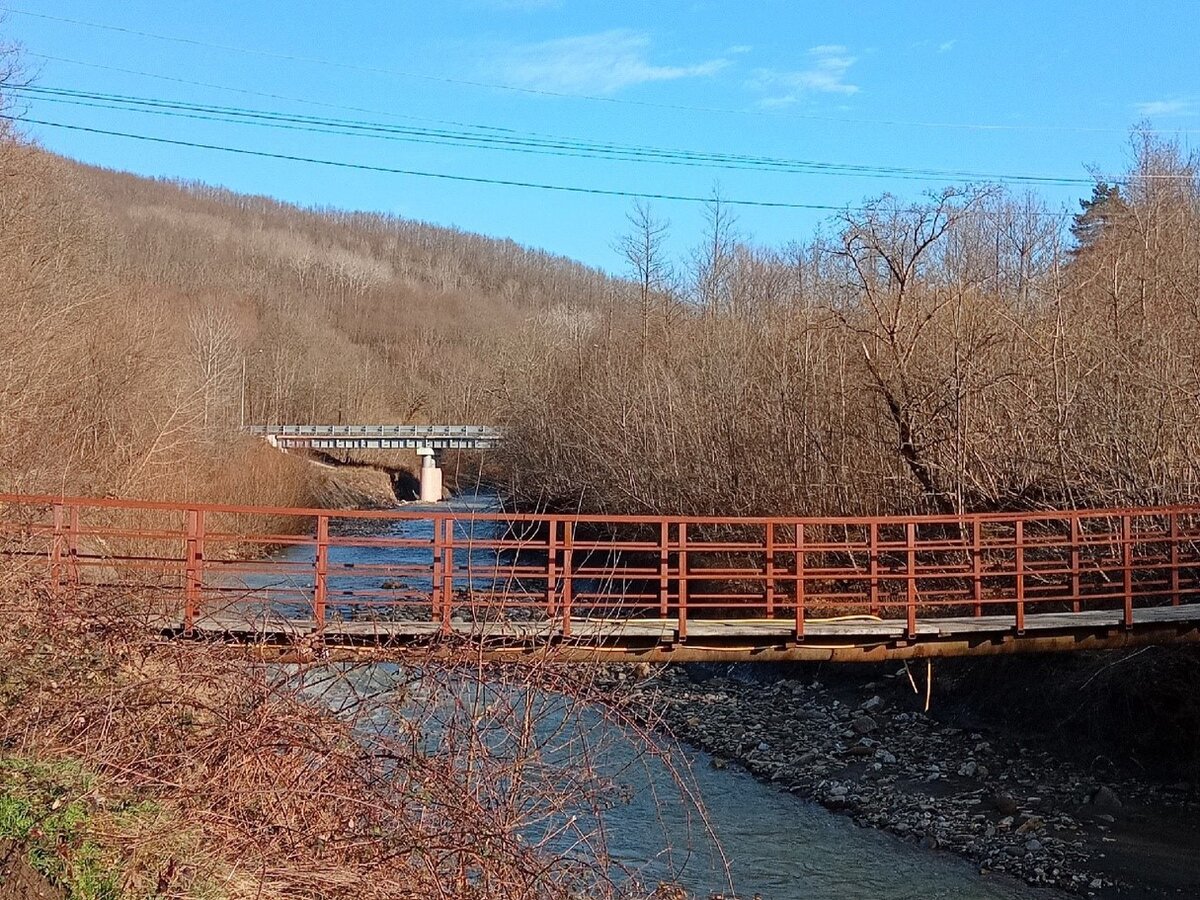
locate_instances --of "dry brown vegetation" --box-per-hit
[0,119,617,506]
[0,573,711,900]
[7,82,1193,525]
[0,75,692,899]
[501,135,1200,518]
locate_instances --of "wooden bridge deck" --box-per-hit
[154,603,1200,662]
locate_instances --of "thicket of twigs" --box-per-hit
[9,53,1195,527]
[500,133,1200,518]
[0,567,716,900]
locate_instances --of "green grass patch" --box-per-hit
[0,755,122,900]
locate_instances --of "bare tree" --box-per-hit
[616,201,673,354]
[187,307,241,431]
[831,187,997,513]
[691,186,738,315]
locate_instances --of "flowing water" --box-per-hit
[247,495,1052,899]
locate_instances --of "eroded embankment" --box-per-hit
[307,458,403,508]
[622,658,1200,898]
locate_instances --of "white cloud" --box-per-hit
[748,45,859,107]
[496,30,728,95]
[1135,98,1195,117]
[938,39,956,53]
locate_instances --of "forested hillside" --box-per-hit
[0,123,619,503]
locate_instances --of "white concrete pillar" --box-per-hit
[417,447,443,502]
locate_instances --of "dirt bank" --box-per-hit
[306,458,402,508]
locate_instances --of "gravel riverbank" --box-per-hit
[618,664,1200,898]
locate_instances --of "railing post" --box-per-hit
[1122,514,1134,629]
[314,514,329,631]
[1170,511,1181,606]
[184,508,204,635]
[1014,519,1025,634]
[50,503,64,594]
[561,521,574,638]
[795,523,806,640]
[868,521,879,616]
[546,517,559,618]
[659,520,670,618]
[971,518,983,618]
[431,516,446,634]
[765,522,776,619]
[442,517,454,634]
[67,505,80,592]
[906,521,917,639]
[677,522,688,641]
[1070,514,1082,613]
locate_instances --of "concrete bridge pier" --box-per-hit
[417,447,443,503]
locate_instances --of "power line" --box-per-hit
[1,113,1085,220]
[25,51,528,138]
[11,84,1130,187]
[5,7,712,108]
[6,5,1192,136]
[0,113,863,210]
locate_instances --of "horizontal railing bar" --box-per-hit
[10,492,1200,527]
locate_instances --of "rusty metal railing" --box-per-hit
[2,493,1200,641]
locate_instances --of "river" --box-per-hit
[241,494,1053,899]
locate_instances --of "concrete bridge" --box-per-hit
[244,424,504,501]
[3,493,1200,663]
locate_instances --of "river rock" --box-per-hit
[1090,786,1122,814]
[992,793,1020,816]
[1016,815,1044,834]
[622,662,1188,897]
[851,715,878,735]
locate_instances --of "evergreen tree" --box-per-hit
[1070,182,1124,251]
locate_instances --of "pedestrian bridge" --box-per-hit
[2,493,1199,663]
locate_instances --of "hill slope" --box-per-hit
[0,131,619,503]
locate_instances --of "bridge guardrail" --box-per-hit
[243,424,504,450]
[2,494,1199,650]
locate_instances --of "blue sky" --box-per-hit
[2,1,1197,271]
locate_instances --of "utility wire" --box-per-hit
[25,51,530,137]
[0,113,862,210]
[7,6,1193,136]
[10,84,1134,187]
[1,112,1084,219]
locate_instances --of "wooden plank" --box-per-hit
[1133,604,1200,624]
[157,603,1200,649]
[563,621,676,639]
[681,620,929,638]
